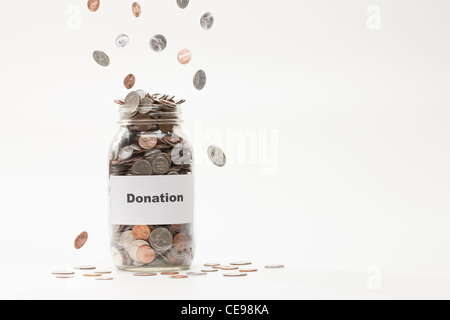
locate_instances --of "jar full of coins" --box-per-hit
[108,90,195,272]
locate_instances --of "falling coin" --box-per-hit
[224,273,247,277]
[193,70,207,90]
[176,0,189,9]
[124,74,136,90]
[87,0,100,12]
[74,231,88,250]
[177,49,192,65]
[93,50,110,67]
[116,34,130,48]
[133,272,157,277]
[150,34,167,52]
[200,12,214,30]
[132,2,141,17]
[170,275,188,279]
[207,145,226,167]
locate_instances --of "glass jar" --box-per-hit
[108,92,195,272]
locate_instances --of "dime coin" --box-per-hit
[93,50,110,67]
[240,269,258,273]
[124,74,136,90]
[265,264,285,269]
[132,2,141,17]
[230,261,252,266]
[207,145,226,167]
[133,272,157,277]
[170,275,188,279]
[224,273,247,277]
[96,277,114,281]
[87,0,100,12]
[152,155,171,175]
[187,272,207,276]
[116,34,129,48]
[118,146,133,160]
[149,227,173,252]
[137,246,156,264]
[150,34,167,52]
[204,263,221,267]
[176,0,189,9]
[193,70,207,90]
[132,225,151,241]
[132,159,153,175]
[120,231,135,250]
[74,231,88,249]
[201,269,219,272]
[177,49,192,65]
[139,136,158,150]
[124,91,141,108]
[200,12,214,30]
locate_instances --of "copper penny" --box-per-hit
[84,273,102,277]
[240,269,258,273]
[56,276,74,279]
[132,225,151,240]
[132,2,141,17]
[87,0,100,12]
[161,272,179,275]
[170,275,188,279]
[74,231,88,250]
[139,136,158,150]
[94,270,112,274]
[173,233,189,253]
[177,49,192,65]
[136,246,155,264]
[124,74,136,90]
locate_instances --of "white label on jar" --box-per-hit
[110,175,194,225]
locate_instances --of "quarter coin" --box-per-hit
[93,50,110,67]
[133,272,157,277]
[223,273,247,277]
[193,70,207,90]
[150,228,173,251]
[207,145,226,167]
[200,12,214,30]
[176,0,189,9]
[201,269,219,273]
[132,159,153,176]
[150,34,167,52]
[204,263,221,267]
[265,264,285,269]
[230,261,252,266]
[118,146,134,160]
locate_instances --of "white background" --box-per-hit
[1,0,450,299]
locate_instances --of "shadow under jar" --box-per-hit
[108,92,195,272]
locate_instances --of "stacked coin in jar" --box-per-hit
[109,90,194,271]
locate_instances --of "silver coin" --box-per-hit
[132,159,153,176]
[118,146,134,160]
[223,273,247,277]
[193,70,207,90]
[207,145,226,167]
[120,231,135,250]
[124,91,141,108]
[201,268,219,272]
[93,50,110,67]
[74,265,96,270]
[177,0,189,9]
[200,12,214,30]
[265,264,285,269]
[187,272,207,276]
[152,155,171,175]
[115,34,129,48]
[230,261,252,266]
[149,227,173,252]
[96,277,114,281]
[150,34,167,52]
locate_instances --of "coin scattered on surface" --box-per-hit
[201,269,219,272]
[56,276,74,279]
[204,263,221,267]
[150,34,167,52]
[207,145,226,167]
[133,272,157,277]
[221,266,239,271]
[265,264,285,269]
[230,261,252,266]
[94,270,112,274]
[116,34,129,48]
[200,12,214,30]
[96,277,114,281]
[74,266,96,270]
[187,272,207,276]
[224,273,247,277]
[84,273,102,277]
[177,49,192,65]
[87,0,100,12]
[240,269,258,273]
[170,275,188,279]
[74,231,88,250]
[52,271,75,275]
[193,70,207,90]
[161,272,179,275]
[124,74,136,90]
[176,0,189,9]
[132,2,141,17]
[93,50,110,67]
